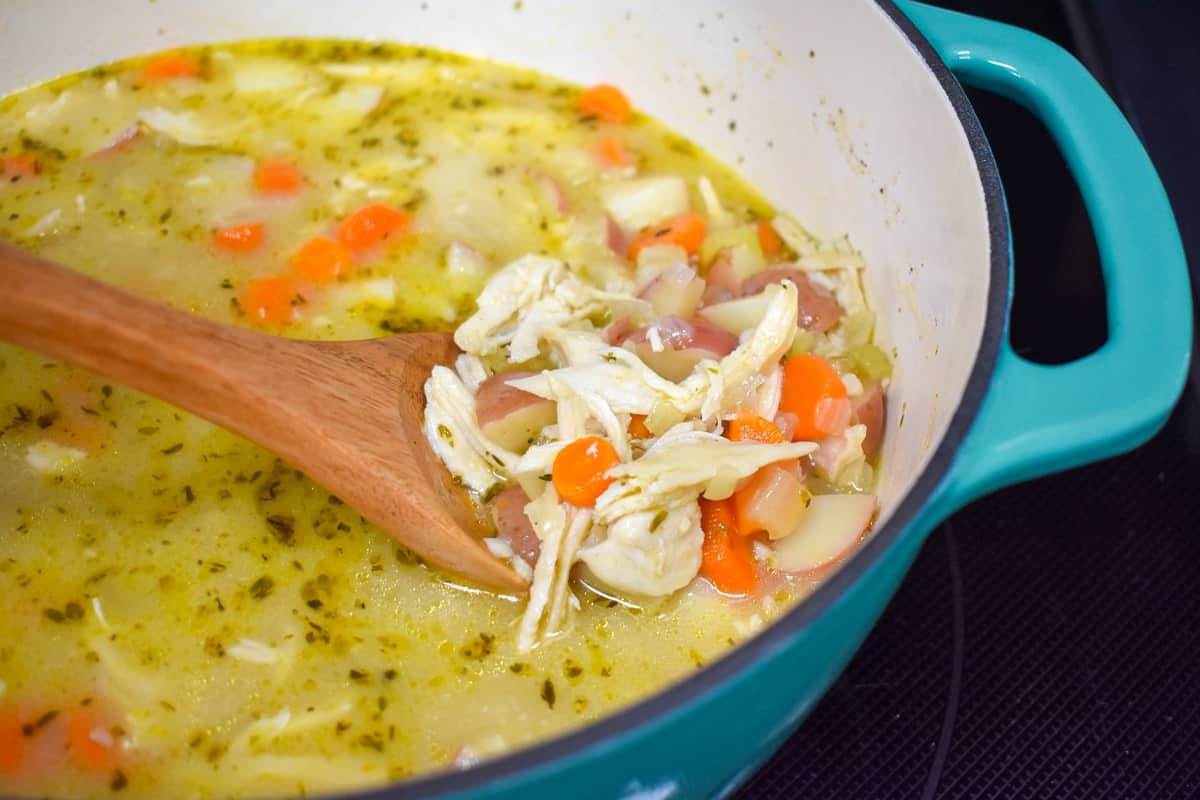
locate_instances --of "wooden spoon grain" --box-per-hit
[0,241,528,594]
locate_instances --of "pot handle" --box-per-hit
[898,1,1192,506]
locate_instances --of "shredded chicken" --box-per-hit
[812,423,868,486]
[579,503,703,597]
[423,364,517,494]
[424,232,883,649]
[517,488,592,651]
[453,254,649,362]
[593,424,816,523]
[507,280,800,426]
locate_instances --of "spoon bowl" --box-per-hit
[0,241,528,593]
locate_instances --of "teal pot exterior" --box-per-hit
[347,3,1191,799]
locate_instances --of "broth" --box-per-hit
[0,40,881,798]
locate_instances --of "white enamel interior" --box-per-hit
[0,1,990,530]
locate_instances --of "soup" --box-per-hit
[0,41,889,798]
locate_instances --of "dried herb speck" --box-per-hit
[248,576,275,600]
[22,709,59,736]
[265,514,295,545]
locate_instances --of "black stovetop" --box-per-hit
[738,2,1200,798]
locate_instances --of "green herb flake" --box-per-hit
[248,576,275,600]
[357,732,385,751]
[265,514,295,545]
[540,678,557,709]
[460,632,495,660]
[22,709,59,736]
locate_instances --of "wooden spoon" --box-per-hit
[0,241,528,594]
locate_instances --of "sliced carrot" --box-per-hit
[597,135,633,167]
[726,408,787,444]
[254,160,303,195]
[240,275,305,325]
[576,83,632,123]
[627,212,707,261]
[780,354,848,441]
[291,236,351,283]
[45,372,111,452]
[726,408,799,479]
[0,709,25,774]
[140,53,201,82]
[213,222,265,253]
[628,414,652,440]
[699,497,759,596]
[1,154,38,181]
[68,711,118,771]
[757,220,783,256]
[552,436,620,507]
[336,203,409,252]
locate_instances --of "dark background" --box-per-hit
[738,2,1200,798]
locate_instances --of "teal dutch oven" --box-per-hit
[374,2,1190,796]
[0,0,1188,797]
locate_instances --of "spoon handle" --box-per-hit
[0,240,284,431]
[0,241,526,593]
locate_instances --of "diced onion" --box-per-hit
[702,465,743,500]
[645,401,686,435]
[739,465,811,540]
[773,412,799,441]
[640,264,705,319]
[813,397,852,438]
[227,638,280,665]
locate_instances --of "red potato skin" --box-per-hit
[538,172,571,214]
[686,317,740,355]
[739,268,843,333]
[604,317,636,346]
[701,250,739,306]
[474,371,543,428]
[89,124,142,158]
[851,382,887,459]
[619,317,740,380]
[488,485,540,565]
[616,317,739,356]
[606,216,631,257]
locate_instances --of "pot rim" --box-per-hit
[347,2,1011,798]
